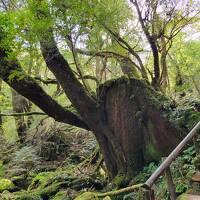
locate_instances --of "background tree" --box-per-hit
[130,0,200,89]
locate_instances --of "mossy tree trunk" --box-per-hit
[95,78,183,182]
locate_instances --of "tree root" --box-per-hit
[74,183,144,200]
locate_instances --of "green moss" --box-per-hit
[37,182,63,198]
[74,192,100,200]
[17,170,72,199]
[51,190,70,200]
[144,122,163,161]
[15,193,42,200]
[102,197,111,200]
[74,183,144,200]
[5,182,63,200]
[146,142,162,161]
[184,109,200,129]
[28,171,61,190]
[2,191,38,200]
[112,173,127,188]
[170,106,200,131]
[98,77,172,117]
[0,179,15,192]
[176,194,192,200]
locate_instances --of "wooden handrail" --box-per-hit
[144,121,200,189]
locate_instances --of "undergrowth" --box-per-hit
[130,144,197,200]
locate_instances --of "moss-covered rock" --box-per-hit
[112,173,128,188]
[74,192,100,200]
[177,193,200,200]
[177,194,188,200]
[11,175,31,190]
[0,179,15,192]
[15,193,42,200]
[51,190,70,200]
[28,171,59,190]
[1,183,62,200]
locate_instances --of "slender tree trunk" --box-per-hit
[100,57,108,82]
[159,37,169,91]
[11,89,31,142]
[95,56,107,82]
[119,58,140,78]
[95,56,103,82]
[66,37,92,93]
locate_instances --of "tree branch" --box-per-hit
[34,77,58,84]
[131,0,160,87]
[81,75,99,85]
[0,49,89,130]
[102,25,148,80]
[34,2,101,128]
[0,112,46,117]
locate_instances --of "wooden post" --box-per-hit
[162,157,176,200]
[144,188,155,200]
[165,168,177,200]
[193,134,200,155]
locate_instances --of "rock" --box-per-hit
[1,190,45,200]
[51,188,78,200]
[0,179,15,192]
[11,175,31,189]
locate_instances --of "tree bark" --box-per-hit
[159,37,169,91]
[11,89,32,142]
[133,0,160,88]
[97,78,184,181]
[0,56,88,130]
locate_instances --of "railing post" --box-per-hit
[193,133,200,155]
[165,168,177,200]
[162,157,177,200]
[144,188,155,200]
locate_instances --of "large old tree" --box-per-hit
[0,0,199,183]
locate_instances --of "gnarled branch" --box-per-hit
[0,49,89,130]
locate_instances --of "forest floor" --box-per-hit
[0,118,107,200]
[0,95,200,200]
